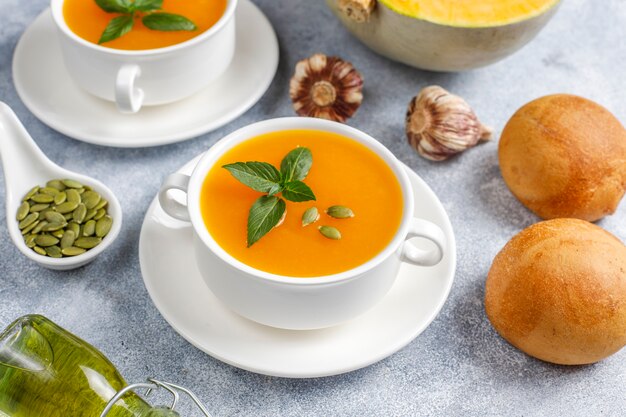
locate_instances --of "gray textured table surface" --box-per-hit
[1,0,626,416]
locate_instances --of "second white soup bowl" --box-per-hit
[50,0,237,113]
[159,118,446,330]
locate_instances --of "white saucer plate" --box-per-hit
[12,0,278,147]
[139,156,456,378]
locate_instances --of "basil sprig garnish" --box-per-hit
[223,147,316,247]
[95,0,197,44]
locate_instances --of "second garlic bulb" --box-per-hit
[405,86,492,161]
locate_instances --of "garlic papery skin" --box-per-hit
[406,85,492,161]
[289,53,364,123]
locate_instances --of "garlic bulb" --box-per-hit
[290,53,364,123]
[405,86,492,161]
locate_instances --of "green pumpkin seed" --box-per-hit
[22,186,40,202]
[74,237,102,249]
[77,188,85,194]
[302,207,320,227]
[35,235,59,247]
[67,222,80,236]
[40,187,60,196]
[31,193,54,204]
[30,203,50,212]
[66,189,81,204]
[21,220,39,235]
[94,199,108,211]
[38,208,53,220]
[95,215,113,237]
[94,208,106,220]
[84,209,97,222]
[62,179,83,189]
[19,213,39,229]
[33,246,46,256]
[61,246,86,256]
[83,220,96,237]
[52,229,65,238]
[73,204,87,224]
[16,202,30,221]
[54,192,67,205]
[31,221,48,234]
[25,235,37,248]
[326,205,355,219]
[60,230,76,249]
[45,245,63,258]
[55,201,79,214]
[45,211,66,224]
[64,213,74,221]
[82,191,101,209]
[42,221,67,232]
[46,180,66,191]
[318,225,342,240]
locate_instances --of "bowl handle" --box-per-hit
[115,64,145,114]
[401,218,445,267]
[159,173,191,222]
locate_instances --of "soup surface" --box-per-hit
[63,0,227,50]
[201,130,404,277]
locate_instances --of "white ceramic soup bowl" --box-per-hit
[50,0,237,113]
[159,118,446,330]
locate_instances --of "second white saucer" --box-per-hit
[12,0,278,148]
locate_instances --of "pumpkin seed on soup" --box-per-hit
[319,225,342,240]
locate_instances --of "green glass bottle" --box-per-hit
[0,315,188,417]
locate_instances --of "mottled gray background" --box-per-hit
[1,0,626,415]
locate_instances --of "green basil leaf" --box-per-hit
[282,181,316,202]
[267,183,283,197]
[99,15,134,44]
[280,147,312,183]
[132,0,162,12]
[247,196,285,247]
[95,0,132,13]
[142,12,197,31]
[223,162,282,194]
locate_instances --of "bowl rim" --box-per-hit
[185,117,415,286]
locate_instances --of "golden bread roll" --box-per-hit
[485,218,626,365]
[499,94,626,222]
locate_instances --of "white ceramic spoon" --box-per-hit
[0,102,122,270]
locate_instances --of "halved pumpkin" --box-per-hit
[327,0,561,71]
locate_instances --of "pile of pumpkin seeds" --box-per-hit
[16,179,113,258]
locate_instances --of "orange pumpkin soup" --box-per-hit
[63,0,227,50]
[200,130,404,277]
